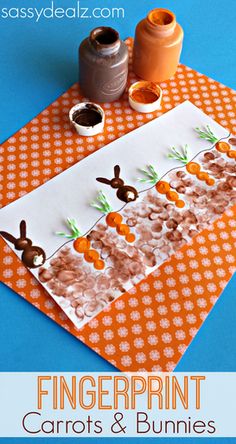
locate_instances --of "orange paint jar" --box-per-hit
[133,9,184,82]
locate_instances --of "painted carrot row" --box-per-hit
[216,141,236,159]
[106,212,136,243]
[155,181,185,208]
[73,237,105,270]
[186,162,215,186]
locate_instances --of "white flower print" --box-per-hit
[194,285,204,295]
[178,344,187,354]
[196,235,206,244]
[175,251,184,260]
[182,287,192,297]
[149,350,160,361]
[222,243,231,251]
[166,361,176,371]
[216,268,226,278]
[102,316,113,326]
[166,278,176,287]
[153,280,163,290]
[186,314,196,324]
[202,258,211,267]
[121,355,132,367]
[214,256,223,265]
[204,270,213,280]
[175,330,186,340]
[115,300,125,310]
[153,268,161,277]
[144,308,154,318]
[164,347,174,358]
[207,283,217,292]
[160,319,170,329]
[186,249,196,258]
[179,274,189,284]
[211,244,220,253]
[158,305,168,315]
[130,311,141,321]
[192,272,201,282]
[184,301,194,311]
[173,317,183,327]
[142,296,152,305]
[140,283,150,292]
[103,330,114,340]
[226,254,235,263]
[155,293,165,302]
[199,246,208,255]
[220,232,229,240]
[152,365,163,372]
[208,233,217,241]
[162,333,172,343]
[177,263,187,272]
[128,298,139,308]
[89,333,100,344]
[171,303,181,313]
[30,289,41,299]
[148,335,158,346]
[168,290,179,300]
[136,352,146,363]
[118,327,128,338]
[132,324,142,334]
[134,338,144,349]
[197,298,207,308]
[189,327,198,337]
[189,260,199,269]
[116,313,126,323]
[164,265,174,275]
[119,342,130,352]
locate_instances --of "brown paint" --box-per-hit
[72,106,102,127]
[79,27,129,103]
[133,9,184,82]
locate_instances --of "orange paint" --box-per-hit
[166,191,179,202]
[94,259,105,270]
[186,162,201,175]
[156,181,170,194]
[116,224,130,236]
[175,199,185,208]
[131,88,159,104]
[215,141,231,153]
[227,150,236,159]
[106,212,123,227]
[196,172,209,181]
[84,250,100,263]
[125,233,136,243]
[206,178,215,186]
[73,237,90,253]
[133,9,184,82]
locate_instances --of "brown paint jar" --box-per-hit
[133,9,184,82]
[79,27,129,103]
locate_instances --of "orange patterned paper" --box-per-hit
[0,38,236,371]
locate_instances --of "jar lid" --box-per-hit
[69,102,105,137]
[128,81,162,113]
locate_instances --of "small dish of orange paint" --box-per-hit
[128,81,162,113]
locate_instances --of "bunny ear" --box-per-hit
[114,165,120,178]
[20,220,27,238]
[0,231,16,245]
[96,177,111,185]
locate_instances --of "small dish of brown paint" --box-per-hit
[128,81,162,113]
[69,102,105,136]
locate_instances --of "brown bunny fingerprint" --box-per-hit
[96,165,138,203]
[0,220,46,268]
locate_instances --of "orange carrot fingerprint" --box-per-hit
[84,250,100,263]
[206,178,215,186]
[175,199,185,208]
[125,233,136,243]
[196,171,209,181]
[186,162,201,175]
[106,212,123,227]
[156,181,170,194]
[215,141,231,153]
[166,190,179,202]
[94,259,105,270]
[116,224,130,235]
[73,237,90,253]
[227,150,236,159]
